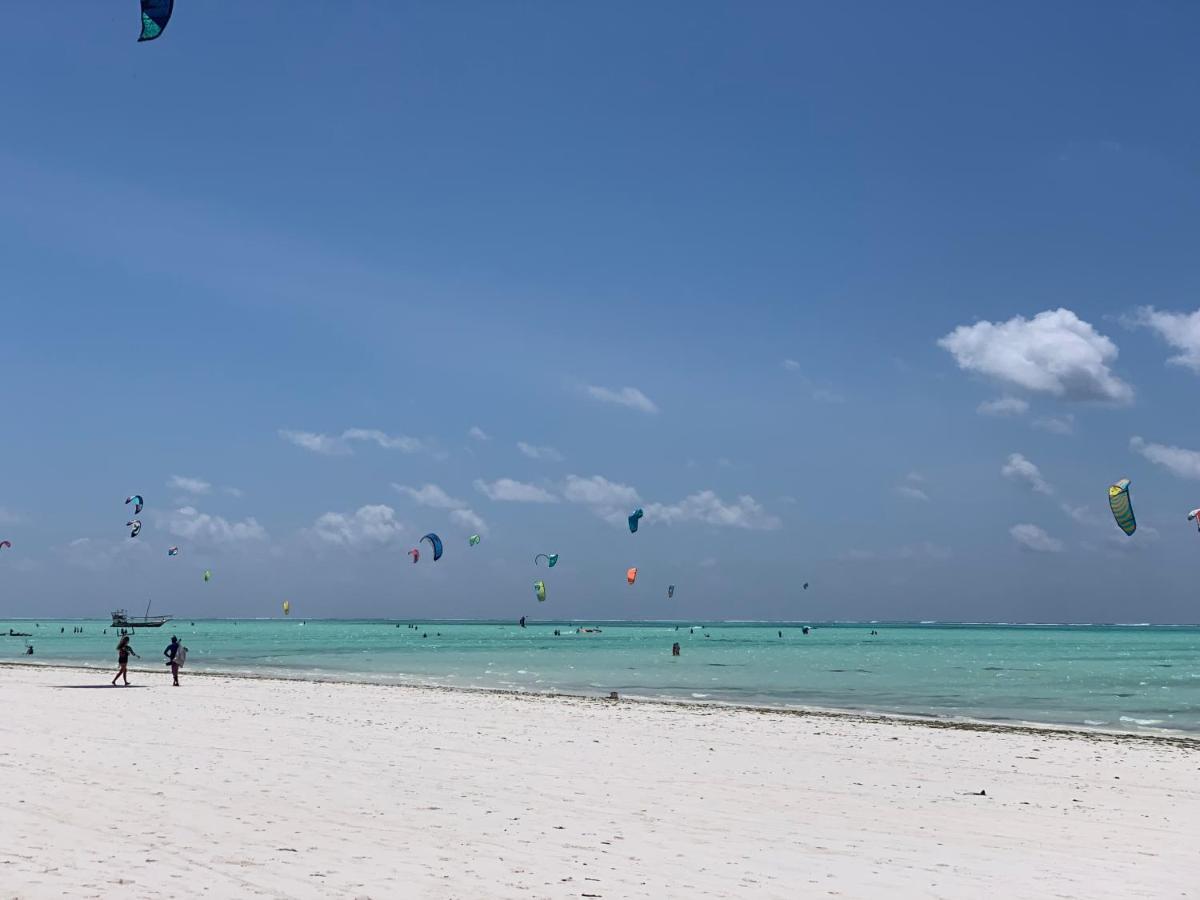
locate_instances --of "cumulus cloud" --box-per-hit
[1010,523,1064,553]
[449,508,489,535]
[977,395,1029,417]
[584,385,659,414]
[517,442,564,462]
[393,483,488,535]
[468,426,491,442]
[1130,436,1200,479]
[168,475,211,495]
[166,506,268,543]
[222,486,244,498]
[474,478,559,503]
[279,427,425,455]
[392,483,464,509]
[311,504,404,547]
[1133,306,1200,372]
[1033,414,1075,436]
[938,308,1133,404]
[781,359,801,371]
[62,536,150,571]
[645,491,782,530]
[895,485,930,502]
[1002,453,1053,495]
[562,474,641,511]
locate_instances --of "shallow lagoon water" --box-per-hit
[4,620,1198,733]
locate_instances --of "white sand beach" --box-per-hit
[0,664,1195,899]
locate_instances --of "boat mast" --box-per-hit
[144,598,152,621]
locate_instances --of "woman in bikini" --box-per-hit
[111,635,139,686]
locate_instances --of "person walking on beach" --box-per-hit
[164,635,182,687]
[112,635,138,686]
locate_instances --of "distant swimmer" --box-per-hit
[778,631,782,638]
[671,642,681,657]
[519,616,526,629]
[802,626,810,635]
[25,644,33,655]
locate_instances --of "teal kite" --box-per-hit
[628,508,644,533]
[534,553,558,568]
[421,533,444,561]
[138,0,174,42]
[1108,479,1136,536]
[469,534,481,546]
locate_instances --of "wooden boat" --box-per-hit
[111,600,172,629]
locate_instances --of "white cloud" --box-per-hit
[222,486,244,498]
[392,483,465,509]
[905,471,926,483]
[474,478,559,503]
[781,359,801,371]
[1060,503,1092,524]
[279,427,425,455]
[644,491,782,530]
[279,429,350,455]
[312,504,404,547]
[1130,436,1200,479]
[517,441,564,462]
[1010,523,1064,553]
[340,428,424,453]
[62,536,150,571]
[168,475,211,495]
[977,395,1029,417]
[1133,306,1200,372]
[938,308,1133,404]
[1033,414,1075,435]
[449,508,489,536]
[895,485,930,502]
[584,385,659,414]
[562,474,641,509]
[1002,453,1053,495]
[166,506,268,543]
[468,426,491,442]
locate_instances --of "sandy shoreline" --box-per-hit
[5,660,1196,745]
[1,665,1196,898]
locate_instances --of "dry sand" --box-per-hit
[0,663,1197,899]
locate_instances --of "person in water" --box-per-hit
[112,635,138,686]
[164,636,182,687]
[671,642,681,657]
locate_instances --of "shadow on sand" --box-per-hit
[54,684,148,689]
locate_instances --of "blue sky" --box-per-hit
[4,2,1200,622]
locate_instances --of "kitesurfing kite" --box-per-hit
[803,582,809,590]
[126,519,142,538]
[626,567,638,585]
[282,600,291,616]
[0,540,10,551]
[469,534,481,546]
[627,508,644,533]
[534,553,559,568]
[1189,510,1200,532]
[421,533,444,561]
[534,580,546,602]
[203,569,212,582]
[1108,478,1136,536]
[125,494,144,515]
[138,0,174,42]
[408,548,420,563]
[167,546,179,556]
[667,584,675,599]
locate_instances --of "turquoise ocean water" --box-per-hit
[3,619,1198,734]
